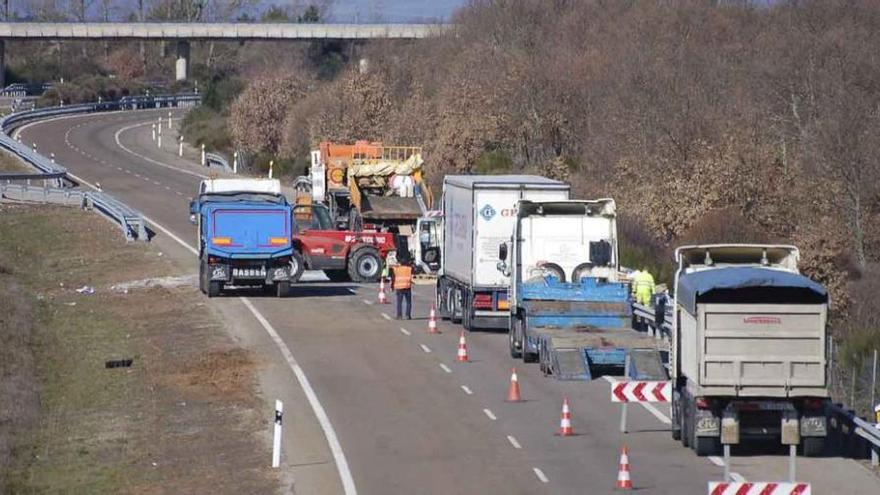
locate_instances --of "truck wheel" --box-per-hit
[349,247,381,283]
[509,318,523,359]
[801,437,824,457]
[461,289,472,331]
[207,281,221,298]
[290,251,305,283]
[671,392,682,441]
[276,281,290,298]
[694,436,721,457]
[451,287,463,324]
[680,396,691,448]
[199,260,208,294]
[435,282,447,320]
[325,269,350,282]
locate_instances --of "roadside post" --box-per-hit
[269,160,274,179]
[158,117,162,136]
[272,400,283,468]
[233,151,238,174]
[50,152,55,163]
[721,409,739,482]
[201,144,206,166]
[151,123,156,141]
[610,374,671,434]
[620,354,630,433]
[873,403,880,467]
[179,136,184,157]
[168,111,172,129]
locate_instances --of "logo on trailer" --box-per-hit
[743,316,782,325]
[479,204,497,221]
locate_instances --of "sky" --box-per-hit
[328,0,467,22]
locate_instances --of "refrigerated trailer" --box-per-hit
[435,175,569,330]
[670,245,830,456]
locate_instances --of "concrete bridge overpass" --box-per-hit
[0,22,445,83]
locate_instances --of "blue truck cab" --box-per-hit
[497,199,665,381]
[189,178,294,297]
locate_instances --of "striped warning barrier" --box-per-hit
[708,482,810,495]
[610,381,671,403]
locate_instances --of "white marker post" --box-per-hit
[157,134,162,148]
[31,142,36,152]
[233,151,238,174]
[620,354,630,433]
[269,160,274,179]
[151,124,156,141]
[201,144,206,166]
[179,136,184,157]
[272,400,283,468]
[167,111,172,129]
[50,153,55,163]
[158,120,162,136]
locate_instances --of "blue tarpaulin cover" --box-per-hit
[677,267,827,315]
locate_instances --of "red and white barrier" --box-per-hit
[708,482,810,495]
[611,381,671,403]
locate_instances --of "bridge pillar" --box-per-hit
[0,40,5,88]
[175,40,190,81]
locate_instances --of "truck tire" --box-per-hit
[801,437,824,457]
[671,392,682,441]
[199,260,208,295]
[325,269,350,282]
[509,317,523,359]
[436,282,447,320]
[451,287,463,324]
[207,280,221,298]
[290,251,305,283]
[348,247,381,283]
[461,289,472,331]
[680,396,691,448]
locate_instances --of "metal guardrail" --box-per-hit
[631,300,672,340]
[829,402,880,466]
[205,151,231,171]
[0,93,200,241]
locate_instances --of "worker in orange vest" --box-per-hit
[391,257,414,320]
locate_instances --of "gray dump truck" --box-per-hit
[671,244,830,456]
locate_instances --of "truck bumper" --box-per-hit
[471,311,509,330]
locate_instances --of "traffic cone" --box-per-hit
[558,397,573,436]
[428,306,439,334]
[616,445,632,490]
[506,368,522,402]
[378,279,388,304]
[456,331,469,362]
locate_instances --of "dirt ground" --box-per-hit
[0,152,30,172]
[0,204,277,494]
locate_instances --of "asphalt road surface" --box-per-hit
[19,108,880,494]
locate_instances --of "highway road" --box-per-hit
[19,108,880,494]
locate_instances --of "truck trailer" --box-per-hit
[436,175,569,330]
[190,179,294,297]
[497,199,662,380]
[670,244,830,456]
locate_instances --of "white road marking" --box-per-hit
[134,173,141,178]
[175,191,183,196]
[419,344,432,354]
[507,435,522,449]
[153,180,161,185]
[113,121,209,180]
[399,327,411,336]
[461,385,473,395]
[708,456,724,467]
[362,299,373,305]
[483,408,497,420]
[64,170,357,495]
[532,467,549,483]
[116,166,122,170]
[165,186,171,190]
[381,313,391,321]
[439,363,452,373]
[347,288,357,294]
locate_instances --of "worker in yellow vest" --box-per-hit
[391,258,414,320]
[633,268,656,306]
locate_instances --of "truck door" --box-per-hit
[415,218,442,273]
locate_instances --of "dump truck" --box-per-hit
[496,199,663,381]
[189,178,294,297]
[670,244,830,456]
[309,141,434,232]
[436,175,570,330]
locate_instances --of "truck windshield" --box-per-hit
[293,204,333,231]
[199,192,287,204]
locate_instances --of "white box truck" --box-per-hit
[435,175,569,330]
[671,245,830,456]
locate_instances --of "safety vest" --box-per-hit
[392,265,413,290]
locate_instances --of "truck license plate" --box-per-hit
[233,268,266,278]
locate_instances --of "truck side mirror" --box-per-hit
[498,242,508,261]
[189,199,198,224]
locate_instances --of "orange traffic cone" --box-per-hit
[616,445,632,490]
[378,279,388,304]
[506,368,522,402]
[428,306,439,334]
[558,397,573,436]
[457,331,469,362]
